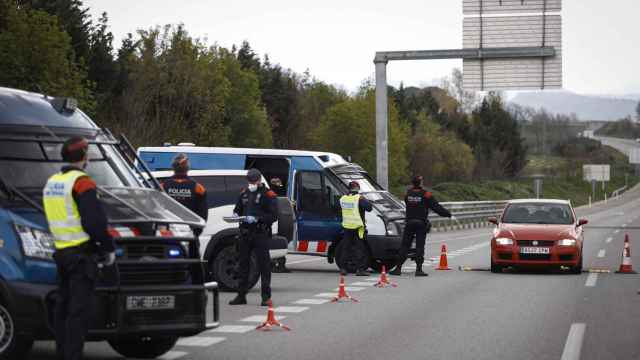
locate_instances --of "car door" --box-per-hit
[294,170,343,252]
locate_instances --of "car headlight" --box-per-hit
[495,237,514,245]
[168,223,195,238]
[385,221,399,236]
[558,239,577,246]
[14,224,55,260]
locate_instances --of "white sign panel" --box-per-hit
[629,148,640,164]
[583,165,610,182]
[582,130,594,139]
[462,0,562,91]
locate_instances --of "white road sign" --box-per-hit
[629,148,640,164]
[583,165,610,182]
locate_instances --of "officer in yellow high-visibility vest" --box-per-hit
[337,181,373,276]
[43,137,115,360]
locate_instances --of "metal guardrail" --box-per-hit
[611,185,627,199]
[428,201,507,232]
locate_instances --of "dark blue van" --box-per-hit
[0,88,219,359]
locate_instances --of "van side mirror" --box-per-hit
[488,217,498,225]
[577,219,588,227]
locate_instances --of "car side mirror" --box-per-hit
[488,217,498,225]
[577,219,588,227]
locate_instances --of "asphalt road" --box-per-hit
[29,189,640,360]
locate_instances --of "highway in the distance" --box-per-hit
[28,187,640,360]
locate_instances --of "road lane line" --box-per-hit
[561,323,586,360]
[614,230,620,234]
[209,325,256,334]
[292,298,330,305]
[177,337,226,347]
[314,292,338,298]
[351,281,376,286]
[240,315,286,322]
[597,249,606,258]
[333,286,365,292]
[606,237,612,243]
[273,306,309,313]
[585,273,598,287]
[159,351,189,360]
[286,257,324,265]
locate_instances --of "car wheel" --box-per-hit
[569,254,583,274]
[0,303,33,360]
[108,336,177,359]
[490,258,503,273]
[210,241,259,292]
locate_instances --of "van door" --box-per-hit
[294,171,343,253]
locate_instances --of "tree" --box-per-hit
[313,88,409,187]
[636,100,640,122]
[0,3,93,109]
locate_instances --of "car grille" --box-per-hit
[124,244,167,259]
[498,254,513,260]
[118,262,190,285]
[519,254,551,261]
[559,254,574,261]
[517,240,555,247]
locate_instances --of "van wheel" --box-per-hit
[108,337,177,359]
[369,259,397,273]
[0,303,33,360]
[210,241,259,292]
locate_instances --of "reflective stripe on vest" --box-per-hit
[340,194,364,230]
[43,170,90,249]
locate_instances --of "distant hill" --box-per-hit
[510,91,638,121]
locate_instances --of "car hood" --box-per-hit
[497,223,577,240]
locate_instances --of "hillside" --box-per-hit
[510,91,638,121]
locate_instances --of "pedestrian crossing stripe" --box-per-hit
[177,337,226,347]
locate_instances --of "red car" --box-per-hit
[489,199,588,273]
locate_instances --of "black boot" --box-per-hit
[356,269,371,276]
[389,265,402,276]
[261,296,271,306]
[339,268,347,276]
[229,294,247,305]
[415,264,428,277]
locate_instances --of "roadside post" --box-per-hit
[373,0,563,189]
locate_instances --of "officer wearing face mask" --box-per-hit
[229,169,278,306]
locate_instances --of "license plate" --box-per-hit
[126,295,175,310]
[520,247,550,254]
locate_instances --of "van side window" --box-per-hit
[298,171,340,215]
[189,176,226,208]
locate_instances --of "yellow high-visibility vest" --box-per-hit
[43,170,90,249]
[340,194,364,229]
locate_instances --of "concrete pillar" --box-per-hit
[375,60,389,190]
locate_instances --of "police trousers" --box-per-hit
[398,219,429,266]
[53,247,97,360]
[338,228,368,272]
[237,229,271,299]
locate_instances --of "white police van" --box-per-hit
[138,145,412,279]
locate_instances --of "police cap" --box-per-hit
[172,153,189,173]
[411,175,423,186]
[61,137,89,162]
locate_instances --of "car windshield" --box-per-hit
[502,203,575,225]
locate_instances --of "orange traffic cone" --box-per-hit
[256,300,291,331]
[331,274,358,303]
[374,265,397,288]
[436,244,451,270]
[616,234,637,274]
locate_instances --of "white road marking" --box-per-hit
[286,257,324,265]
[177,337,225,347]
[606,237,613,244]
[273,306,309,313]
[314,292,338,298]
[585,273,598,287]
[209,325,256,334]
[159,351,189,360]
[622,224,627,228]
[351,281,376,286]
[597,249,606,258]
[333,286,365,292]
[240,315,286,322]
[292,298,330,305]
[560,323,586,360]
[614,230,620,234]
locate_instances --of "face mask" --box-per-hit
[248,184,258,192]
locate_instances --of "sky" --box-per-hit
[84,0,640,96]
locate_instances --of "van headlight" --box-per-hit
[385,221,400,236]
[14,224,55,260]
[558,239,577,246]
[495,237,514,245]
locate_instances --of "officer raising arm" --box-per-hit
[391,175,452,277]
[43,137,116,360]
[161,153,208,235]
[229,169,278,306]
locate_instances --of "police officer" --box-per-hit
[229,169,278,306]
[338,181,373,276]
[391,175,453,277]
[43,137,116,360]
[161,153,208,236]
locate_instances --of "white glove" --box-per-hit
[245,216,257,224]
[450,215,458,222]
[103,252,116,267]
